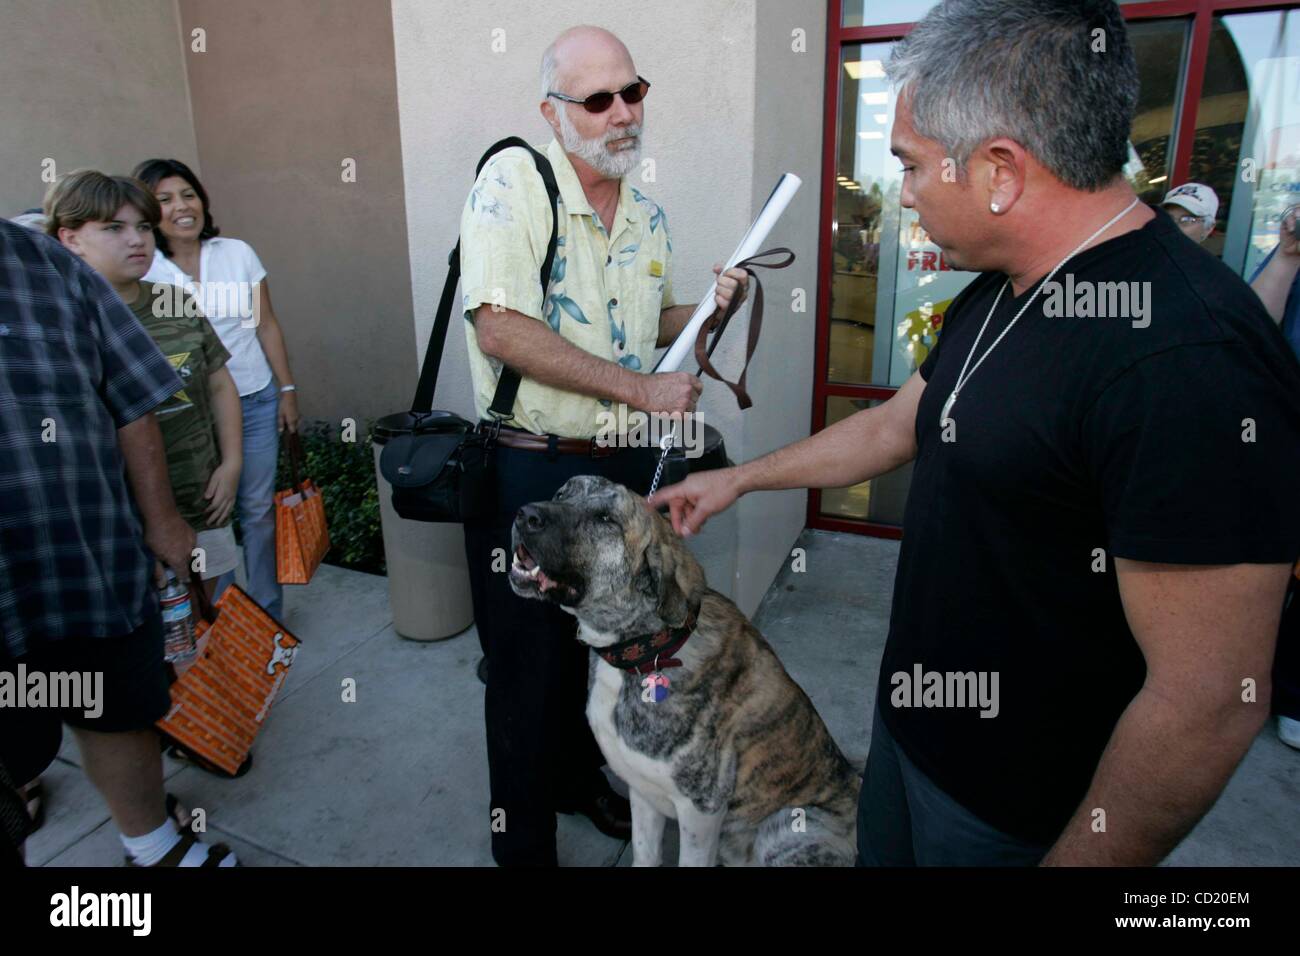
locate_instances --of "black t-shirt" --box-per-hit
[877,207,1300,845]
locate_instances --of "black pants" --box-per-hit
[855,704,1049,866]
[463,440,655,866]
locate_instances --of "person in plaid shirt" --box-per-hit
[0,216,236,866]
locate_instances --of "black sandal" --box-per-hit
[124,829,236,867]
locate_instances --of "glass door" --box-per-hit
[1204,10,1300,279]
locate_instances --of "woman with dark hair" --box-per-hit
[134,158,298,621]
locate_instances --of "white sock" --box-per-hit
[121,820,180,867]
[121,819,239,866]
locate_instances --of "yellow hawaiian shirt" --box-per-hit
[459,137,676,438]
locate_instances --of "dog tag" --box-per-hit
[640,673,670,703]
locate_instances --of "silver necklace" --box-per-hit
[939,196,1140,427]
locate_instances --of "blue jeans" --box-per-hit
[214,379,282,619]
[856,704,1049,866]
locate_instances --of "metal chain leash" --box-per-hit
[646,430,675,499]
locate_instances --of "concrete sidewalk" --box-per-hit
[26,530,1300,866]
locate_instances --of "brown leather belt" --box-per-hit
[493,426,620,458]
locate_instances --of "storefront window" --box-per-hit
[842,0,938,28]
[820,396,913,525]
[1123,19,1192,206]
[1195,11,1300,277]
[830,42,897,387]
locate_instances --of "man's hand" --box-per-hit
[1278,205,1298,258]
[146,512,197,587]
[712,263,749,314]
[203,460,241,527]
[635,371,703,415]
[647,467,745,537]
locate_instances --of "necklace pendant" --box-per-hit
[641,672,671,703]
[940,389,957,426]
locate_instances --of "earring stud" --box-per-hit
[990,202,1001,213]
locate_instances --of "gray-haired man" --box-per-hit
[652,0,1300,866]
[460,25,749,866]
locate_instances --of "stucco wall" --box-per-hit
[735,0,825,614]
[0,0,198,217]
[176,0,415,426]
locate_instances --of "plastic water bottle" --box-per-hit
[159,571,196,665]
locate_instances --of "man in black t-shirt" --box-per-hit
[651,0,1300,866]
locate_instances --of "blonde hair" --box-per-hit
[43,170,161,238]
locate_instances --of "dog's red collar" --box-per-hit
[595,607,699,675]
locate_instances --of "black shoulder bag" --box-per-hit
[379,137,560,523]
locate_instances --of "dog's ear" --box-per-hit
[642,518,705,627]
[633,542,659,605]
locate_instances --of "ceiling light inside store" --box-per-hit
[845,60,885,80]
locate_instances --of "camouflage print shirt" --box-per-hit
[129,282,232,531]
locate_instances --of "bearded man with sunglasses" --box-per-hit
[457,24,749,867]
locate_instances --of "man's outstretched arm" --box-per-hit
[647,370,927,535]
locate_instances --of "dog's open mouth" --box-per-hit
[509,542,561,595]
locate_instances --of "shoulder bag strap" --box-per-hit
[410,137,560,419]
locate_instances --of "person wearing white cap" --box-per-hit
[1161,182,1219,244]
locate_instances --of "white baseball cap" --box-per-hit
[1161,182,1219,222]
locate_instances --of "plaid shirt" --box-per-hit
[0,219,182,657]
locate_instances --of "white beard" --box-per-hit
[557,106,643,180]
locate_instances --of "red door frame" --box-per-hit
[810,0,1298,538]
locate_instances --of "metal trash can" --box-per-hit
[372,414,473,641]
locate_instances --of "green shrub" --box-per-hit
[275,420,385,575]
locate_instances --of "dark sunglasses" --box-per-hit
[548,76,650,114]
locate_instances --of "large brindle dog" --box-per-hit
[508,475,859,866]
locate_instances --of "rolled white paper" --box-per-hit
[652,173,802,374]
